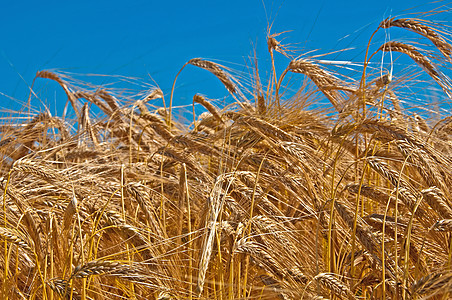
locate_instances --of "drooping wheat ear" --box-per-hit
[334,201,381,256]
[18,111,69,142]
[412,271,452,297]
[356,120,413,143]
[251,215,298,258]
[378,41,440,80]
[73,90,113,117]
[157,291,177,300]
[387,90,402,114]
[0,182,42,253]
[432,219,452,231]
[436,116,452,136]
[193,94,223,123]
[257,93,266,115]
[156,107,170,120]
[36,70,64,85]
[422,187,452,219]
[235,239,287,279]
[188,58,236,94]
[366,157,425,217]
[100,210,154,256]
[259,275,291,300]
[288,58,342,110]
[11,158,67,189]
[380,18,452,60]
[217,220,234,237]
[314,273,356,300]
[223,194,247,220]
[346,184,402,210]
[172,135,219,156]
[143,88,164,103]
[36,71,80,118]
[0,137,12,148]
[96,89,120,113]
[360,120,451,165]
[363,214,412,237]
[195,179,228,296]
[364,213,424,268]
[395,139,447,192]
[374,73,392,88]
[236,115,293,142]
[196,113,221,133]
[288,266,309,284]
[156,148,210,182]
[80,103,99,146]
[267,36,287,56]
[47,278,81,300]
[71,260,127,279]
[62,194,77,232]
[231,175,284,218]
[40,198,67,211]
[138,107,174,142]
[414,114,429,132]
[0,227,31,251]
[279,142,321,176]
[126,183,164,238]
[137,102,166,126]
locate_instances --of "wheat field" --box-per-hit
[2,11,452,300]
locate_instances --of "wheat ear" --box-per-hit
[71,260,126,279]
[288,58,342,110]
[193,94,223,124]
[36,71,80,119]
[188,58,236,94]
[380,18,452,60]
[314,273,356,300]
[378,41,443,87]
[422,187,452,219]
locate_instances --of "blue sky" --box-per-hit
[0,0,447,115]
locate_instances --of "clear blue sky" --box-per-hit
[0,0,447,114]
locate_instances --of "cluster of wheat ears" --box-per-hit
[3,11,452,300]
